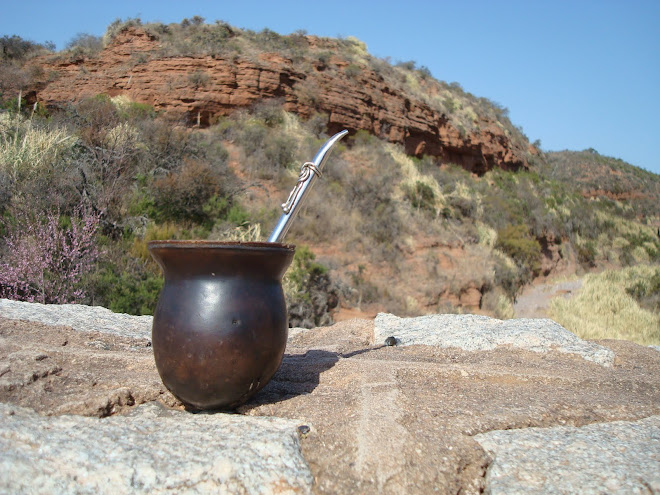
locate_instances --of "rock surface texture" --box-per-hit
[374,312,615,366]
[26,28,528,174]
[474,416,660,494]
[1,300,659,494]
[0,402,312,494]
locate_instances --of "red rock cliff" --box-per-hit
[31,28,529,173]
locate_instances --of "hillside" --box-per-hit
[0,20,658,333]
[546,149,660,220]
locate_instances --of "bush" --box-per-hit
[231,114,300,180]
[0,112,75,183]
[576,240,597,267]
[150,159,226,223]
[404,180,435,212]
[481,287,515,319]
[626,268,660,312]
[495,224,542,282]
[66,33,104,57]
[285,245,328,299]
[0,35,53,61]
[91,265,163,315]
[624,231,660,262]
[0,207,100,303]
[491,254,519,300]
[188,70,210,88]
[344,64,362,78]
[283,245,337,328]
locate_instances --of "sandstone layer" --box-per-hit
[1,301,658,493]
[27,28,528,174]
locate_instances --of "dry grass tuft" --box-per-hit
[549,265,660,346]
[0,113,74,181]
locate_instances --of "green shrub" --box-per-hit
[495,224,542,281]
[352,129,377,147]
[112,97,156,120]
[284,245,328,304]
[404,180,435,212]
[91,264,163,315]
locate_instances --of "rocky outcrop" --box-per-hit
[1,300,658,493]
[28,28,528,174]
[474,416,660,494]
[1,402,312,494]
[374,312,615,365]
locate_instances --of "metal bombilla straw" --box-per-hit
[267,130,348,243]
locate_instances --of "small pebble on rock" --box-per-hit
[385,336,397,346]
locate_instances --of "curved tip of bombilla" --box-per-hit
[330,129,349,144]
[312,129,349,167]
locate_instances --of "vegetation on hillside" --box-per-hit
[0,21,658,333]
[546,149,660,219]
[1,93,657,322]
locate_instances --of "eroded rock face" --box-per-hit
[28,28,529,174]
[1,301,659,494]
[0,317,171,417]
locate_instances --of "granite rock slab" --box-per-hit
[374,312,615,366]
[0,401,312,494]
[474,415,660,494]
[0,299,152,340]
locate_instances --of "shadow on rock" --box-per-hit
[240,346,382,410]
[239,350,339,410]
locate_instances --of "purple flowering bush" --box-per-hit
[0,207,100,304]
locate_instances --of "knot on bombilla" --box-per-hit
[267,129,348,243]
[281,161,323,214]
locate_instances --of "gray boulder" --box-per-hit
[374,312,615,366]
[0,401,312,494]
[0,299,152,340]
[474,416,660,494]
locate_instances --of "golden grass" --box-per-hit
[389,145,445,215]
[212,223,262,242]
[548,265,660,346]
[0,113,74,181]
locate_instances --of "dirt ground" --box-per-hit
[514,277,584,318]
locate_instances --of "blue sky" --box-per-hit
[2,0,659,174]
